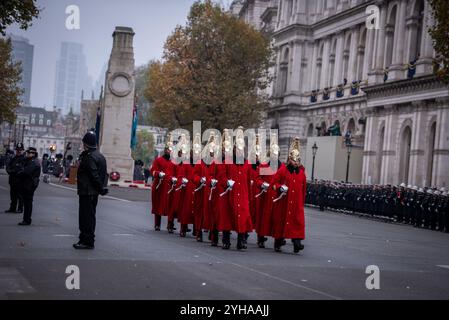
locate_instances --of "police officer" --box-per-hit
[74,131,108,250]
[17,147,41,226]
[5,143,25,214]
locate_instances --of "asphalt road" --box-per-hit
[1,171,449,300]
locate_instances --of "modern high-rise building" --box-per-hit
[10,34,34,106]
[53,42,92,115]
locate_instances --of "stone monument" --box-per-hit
[99,26,135,182]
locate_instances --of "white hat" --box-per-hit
[427,189,433,195]
[440,187,446,193]
[418,188,424,193]
[407,184,412,189]
[412,186,418,191]
[400,183,406,188]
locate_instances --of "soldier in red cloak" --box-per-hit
[270,137,306,253]
[150,133,175,231]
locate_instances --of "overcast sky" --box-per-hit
[6,0,209,109]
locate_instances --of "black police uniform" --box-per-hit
[18,151,41,225]
[75,133,108,249]
[5,148,25,213]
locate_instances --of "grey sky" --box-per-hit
[6,0,202,109]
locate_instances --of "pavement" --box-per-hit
[1,170,449,300]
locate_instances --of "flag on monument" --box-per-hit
[131,103,138,149]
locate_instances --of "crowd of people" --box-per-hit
[3,143,41,225]
[149,129,307,253]
[306,181,449,233]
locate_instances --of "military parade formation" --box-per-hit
[306,181,449,233]
[150,128,307,253]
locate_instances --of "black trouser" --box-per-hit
[9,183,23,211]
[78,195,98,246]
[154,214,161,228]
[21,191,34,224]
[222,231,231,245]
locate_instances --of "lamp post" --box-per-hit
[345,137,353,183]
[311,142,318,181]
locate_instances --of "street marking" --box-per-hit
[49,183,131,202]
[98,218,342,300]
[53,234,76,237]
[0,185,8,190]
[112,233,134,236]
[437,265,449,269]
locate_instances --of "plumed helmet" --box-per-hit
[270,132,280,157]
[82,131,97,149]
[288,137,301,162]
[165,132,174,151]
[192,133,202,156]
[206,131,218,154]
[235,126,245,151]
[178,133,189,155]
[222,129,233,153]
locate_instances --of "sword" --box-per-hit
[175,178,188,191]
[273,185,288,203]
[155,171,166,190]
[209,179,218,201]
[255,182,270,198]
[167,177,178,194]
[220,180,235,197]
[194,177,206,192]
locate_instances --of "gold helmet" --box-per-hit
[270,132,280,157]
[165,132,174,151]
[178,133,189,155]
[288,137,301,162]
[222,129,233,153]
[206,131,218,154]
[192,133,202,156]
[235,126,245,151]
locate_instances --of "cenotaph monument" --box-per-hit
[99,26,135,182]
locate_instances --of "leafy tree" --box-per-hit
[145,0,273,132]
[132,129,155,166]
[429,0,449,84]
[0,0,40,35]
[0,38,23,123]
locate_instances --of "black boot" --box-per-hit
[237,233,246,250]
[222,231,231,250]
[257,236,266,248]
[196,230,203,242]
[274,238,283,252]
[293,239,305,253]
[210,230,219,247]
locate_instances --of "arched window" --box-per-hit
[409,0,425,61]
[399,125,412,184]
[280,47,290,94]
[307,124,314,137]
[426,122,436,187]
[347,118,356,135]
[384,4,397,68]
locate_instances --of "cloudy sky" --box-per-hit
[6,0,221,109]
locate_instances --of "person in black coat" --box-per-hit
[74,131,108,250]
[5,143,25,214]
[17,147,41,225]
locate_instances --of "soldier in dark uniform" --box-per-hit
[17,147,41,226]
[74,131,108,250]
[318,181,327,211]
[5,143,25,214]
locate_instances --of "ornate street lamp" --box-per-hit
[311,142,318,181]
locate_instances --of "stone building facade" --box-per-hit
[234,0,449,188]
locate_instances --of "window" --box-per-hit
[39,119,43,125]
[39,114,44,119]
[47,120,51,126]
[31,119,35,124]
[31,113,36,118]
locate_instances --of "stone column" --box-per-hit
[408,103,427,186]
[404,15,419,62]
[274,46,282,96]
[289,40,303,93]
[295,0,307,24]
[433,102,449,188]
[368,2,387,84]
[362,112,377,184]
[100,26,136,182]
[309,42,318,91]
[363,28,375,80]
[416,0,435,75]
[380,107,398,185]
[388,0,407,80]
